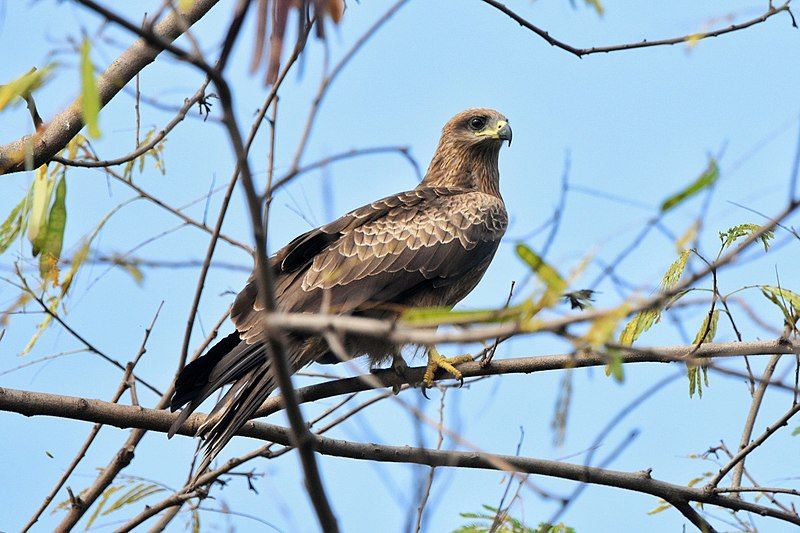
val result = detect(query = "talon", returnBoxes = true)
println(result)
[423,348,472,388]
[390,354,410,395]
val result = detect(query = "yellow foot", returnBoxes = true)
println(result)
[422,348,473,388]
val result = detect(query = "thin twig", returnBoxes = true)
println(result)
[480,0,796,58]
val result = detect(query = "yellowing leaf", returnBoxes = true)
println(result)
[660,249,691,289]
[80,38,101,138]
[619,250,691,345]
[179,0,195,12]
[20,298,55,355]
[688,309,718,398]
[27,165,54,255]
[0,66,53,111]
[0,193,31,254]
[719,223,774,252]
[516,244,567,307]
[585,304,629,347]
[584,0,604,16]
[402,303,528,327]
[647,499,672,515]
[604,347,624,382]
[38,175,67,282]
[760,286,800,328]
[685,33,703,49]
[675,220,699,252]
[619,309,659,346]
[660,159,719,212]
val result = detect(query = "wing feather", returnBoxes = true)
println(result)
[230,187,507,340]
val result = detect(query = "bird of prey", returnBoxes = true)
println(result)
[170,108,512,472]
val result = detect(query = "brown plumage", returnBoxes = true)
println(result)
[170,108,512,472]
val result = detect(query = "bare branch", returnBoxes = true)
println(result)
[2,385,798,527]
[480,0,796,59]
[0,0,222,174]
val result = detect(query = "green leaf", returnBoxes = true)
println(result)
[85,485,122,529]
[719,223,774,252]
[619,309,660,346]
[402,303,527,327]
[38,175,67,281]
[0,193,30,254]
[585,304,629,347]
[660,158,719,212]
[80,38,101,138]
[688,309,719,398]
[660,249,691,289]
[693,309,719,346]
[792,426,800,436]
[516,244,567,307]
[27,165,54,256]
[760,286,800,326]
[619,250,691,345]
[604,347,624,382]
[102,482,164,514]
[0,66,53,111]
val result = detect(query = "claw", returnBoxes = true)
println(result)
[423,348,472,388]
[390,354,409,395]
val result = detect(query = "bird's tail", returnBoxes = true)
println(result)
[169,332,277,477]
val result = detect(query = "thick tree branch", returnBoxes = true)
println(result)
[0,0,221,175]
[2,385,798,527]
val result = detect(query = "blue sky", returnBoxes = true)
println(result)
[2,1,800,531]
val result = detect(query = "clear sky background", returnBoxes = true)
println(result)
[1,1,800,531]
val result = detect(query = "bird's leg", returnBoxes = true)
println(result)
[423,347,473,388]
[389,354,410,394]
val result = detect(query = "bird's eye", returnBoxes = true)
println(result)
[469,116,486,130]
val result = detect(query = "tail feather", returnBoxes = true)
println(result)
[171,331,319,477]
[170,331,280,475]
[169,334,267,439]
[170,332,241,410]
[194,366,277,475]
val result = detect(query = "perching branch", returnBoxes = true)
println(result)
[2,385,799,527]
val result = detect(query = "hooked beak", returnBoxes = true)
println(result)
[497,121,512,146]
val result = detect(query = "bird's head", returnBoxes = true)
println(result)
[441,108,512,150]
